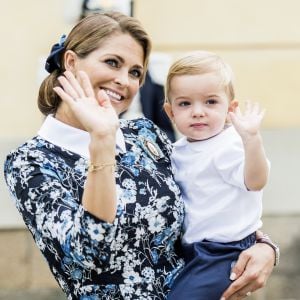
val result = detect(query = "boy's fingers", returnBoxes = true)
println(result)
[235,106,242,118]
[252,102,260,114]
[259,109,266,120]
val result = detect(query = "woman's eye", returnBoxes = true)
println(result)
[105,59,119,68]
[130,69,142,79]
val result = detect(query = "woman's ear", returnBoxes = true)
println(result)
[64,50,78,72]
[163,102,174,121]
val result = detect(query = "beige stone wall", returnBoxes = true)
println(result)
[133,0,300,216]
[1,0,72,139]
[134,0,300,128]
[135,0,300,46]
[0,0,74,227]
[2,0,300,138]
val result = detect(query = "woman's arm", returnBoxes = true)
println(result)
[4,149,119,271]
[220,237,278,300]
[83,135,117,223]
[54,71,119,223]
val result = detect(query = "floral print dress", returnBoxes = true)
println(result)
[4,118,185,300]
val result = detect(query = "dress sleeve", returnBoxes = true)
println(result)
[4,150,119,271]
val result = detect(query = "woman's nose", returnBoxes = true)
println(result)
[114,70,129,87]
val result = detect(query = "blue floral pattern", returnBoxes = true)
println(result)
[4,118,185,299]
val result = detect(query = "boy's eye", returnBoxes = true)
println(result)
[206,99,217,105]
[130,69,142,79]
[105,59,119,68]
[178,101,190,107]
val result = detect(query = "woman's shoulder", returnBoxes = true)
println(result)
[120,117,170,141]
[120,117,155,130]
[120,117,173,155]
[6,136,56,160]
[6,136,43,159]
[5,135,82,171]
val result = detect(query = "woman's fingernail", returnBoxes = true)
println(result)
[230,272,237,280]
[220,297,226,300]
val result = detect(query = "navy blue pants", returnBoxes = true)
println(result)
[167,233,256,300]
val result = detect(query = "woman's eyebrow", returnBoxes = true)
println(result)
[106,54,144,69]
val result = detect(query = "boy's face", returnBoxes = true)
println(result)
[164,72,233,142]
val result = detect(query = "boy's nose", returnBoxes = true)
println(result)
[192,104,205,117]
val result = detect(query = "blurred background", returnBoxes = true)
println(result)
[0,0,299,299]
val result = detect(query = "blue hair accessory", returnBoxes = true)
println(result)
[45,34,67,73]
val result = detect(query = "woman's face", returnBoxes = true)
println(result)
[72,33,144,115]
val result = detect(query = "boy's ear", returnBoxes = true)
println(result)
[64,50,78,72]
[163,102,174,121]
[228,99,239,112]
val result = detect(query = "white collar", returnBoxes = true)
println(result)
[38,115,126,158]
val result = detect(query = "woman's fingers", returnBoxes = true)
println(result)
[53,86,74,105]
[221,243,274,300]
[77,71,114,109]
[223,270,266,300]
[57,75,79,100]
[222,274,259,300]
[53,70,119,136]
[220,251,251,299]
[231,248,252,279]
[57,71,96,101]
[97,90,112,108]
[77,71,95,98]
[64,71,86,98]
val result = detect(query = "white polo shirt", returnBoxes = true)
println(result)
[171,126,266,244]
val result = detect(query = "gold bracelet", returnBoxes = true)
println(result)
[88,162,116,172]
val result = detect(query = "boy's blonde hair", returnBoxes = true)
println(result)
[165,51,235,103]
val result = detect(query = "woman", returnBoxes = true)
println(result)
[4,12,275,300]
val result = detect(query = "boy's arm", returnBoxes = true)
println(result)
[229,101,269,191]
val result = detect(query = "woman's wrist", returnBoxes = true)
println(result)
[256,234,280,266]
[88,161,116,173]
[89,134,116,160]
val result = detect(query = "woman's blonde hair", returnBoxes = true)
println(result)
[38,12,152,116]
[165,51,235,103]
